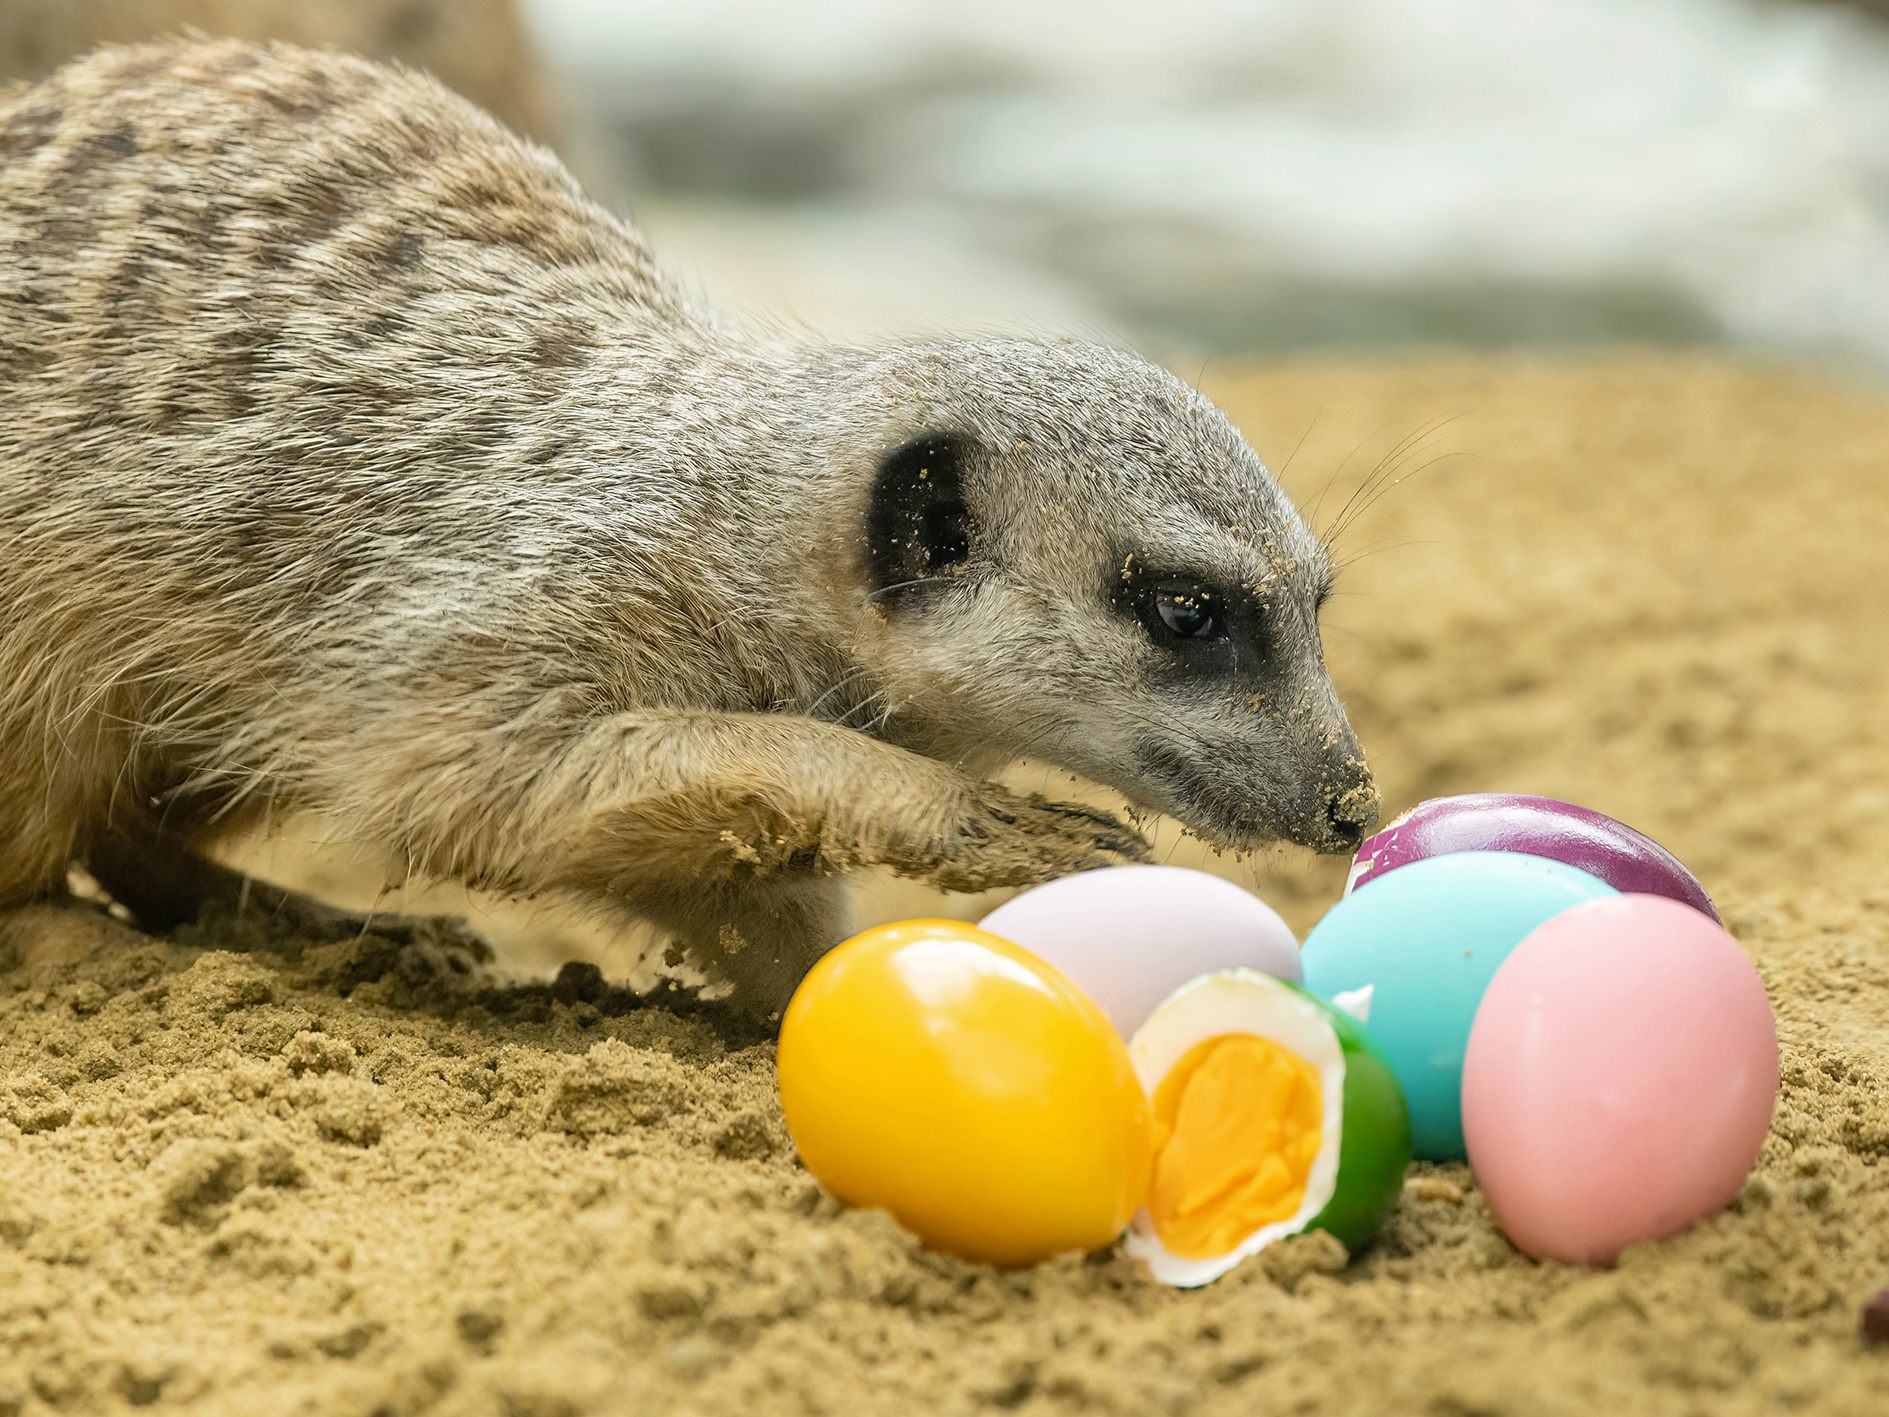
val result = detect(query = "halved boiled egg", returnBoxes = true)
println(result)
[1124,969,1412,1288]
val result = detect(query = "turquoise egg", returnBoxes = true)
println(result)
[1301,851,1617,1160]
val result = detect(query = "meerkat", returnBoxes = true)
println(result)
[0,39,1379,1015]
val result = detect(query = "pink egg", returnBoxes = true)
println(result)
[1462,894,1778,1265]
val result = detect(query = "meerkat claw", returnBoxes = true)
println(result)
[913,786,1151,894]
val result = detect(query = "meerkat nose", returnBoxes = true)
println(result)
[1324,804,1367,853]
[1323,779,1382,853]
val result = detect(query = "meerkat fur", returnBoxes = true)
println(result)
[0,40,1377,1016]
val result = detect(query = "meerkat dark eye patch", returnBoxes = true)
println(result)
[866,432,978,603]
[1110,559,1261,672]
[1113,557,1244,662]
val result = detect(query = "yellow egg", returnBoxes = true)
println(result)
[777,919,1153,1268]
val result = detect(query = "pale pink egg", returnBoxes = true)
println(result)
[1462,894,1778,1265]
[978,866,1300,1038]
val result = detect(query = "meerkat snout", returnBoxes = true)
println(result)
[848,341,1378,855]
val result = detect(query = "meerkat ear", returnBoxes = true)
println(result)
[866,432,980,601]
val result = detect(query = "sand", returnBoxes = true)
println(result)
[3,354,1886,1416]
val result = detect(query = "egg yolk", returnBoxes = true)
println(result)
[1147,1033,1324,1259]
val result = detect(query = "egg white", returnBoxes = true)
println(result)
[1123,969,1347,1288]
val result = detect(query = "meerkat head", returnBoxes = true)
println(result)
[846,338,1379,855]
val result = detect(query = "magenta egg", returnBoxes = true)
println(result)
[1462,894,1778,1265]
[1348,793,1717,921]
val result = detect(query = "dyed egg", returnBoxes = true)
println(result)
[776,919,1152,1268]
[1123,969,1410,1287]
[1301,851,1618,1160]
[979,865,1300,1036]
[1349,793,1717,921]
[1463,894,1779,1265]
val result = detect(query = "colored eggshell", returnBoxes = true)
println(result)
[1348,793,1717,921]
[1463,894,1779,1265]
[1300,851,1618,1160]
[979,865,1300,1037]
[777,919,1153,1268]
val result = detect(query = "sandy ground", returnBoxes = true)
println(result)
[2,354,1886,1416]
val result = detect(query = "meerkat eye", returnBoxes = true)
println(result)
[1111,559,1236,651]
[1128,575,1230,649]
[1156,587,1217,638]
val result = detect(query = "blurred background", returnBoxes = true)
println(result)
[8,0,1886,978]
[7,0,1889,374]
[536,0,1889,376]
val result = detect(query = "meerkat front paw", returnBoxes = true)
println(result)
[914,784,1152,894]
